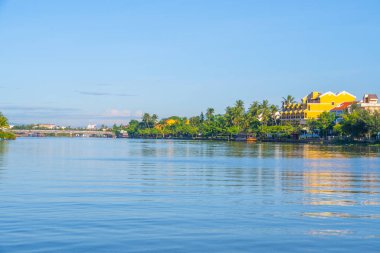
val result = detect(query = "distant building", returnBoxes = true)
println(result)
[357,94,380,113]
[330,101,356,123]
[118,130,128,138]
[281,91,356,124]
[87,124,97,130]
[35,124,56,129]
[165,119,177,126]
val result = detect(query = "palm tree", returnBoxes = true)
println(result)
[245,101,260,131]
[233,100,245,129]
[259,100,271,126]
[248,101,260,118]
[151,114,158,127]
[206,108,215,122]
[282,95,295,107]
[142,113,151,128]
[269,104,280,125]
[0,112,9,129]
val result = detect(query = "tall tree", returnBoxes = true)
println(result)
[142,113,151,128]
[259,100,271,126]
[315,112,336,138]
[0,112,9,128]
[205,108,215,122]
[282,95,295,107]
[200,112,205,122]
[269,104,280,125]
[151,114,158,127]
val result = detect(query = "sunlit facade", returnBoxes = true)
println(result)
[357,94,380,113]
[281,91,356,124]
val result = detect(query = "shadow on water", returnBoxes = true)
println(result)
[109,139,380,160]
[0,141,8,169]
[0,141,9,181]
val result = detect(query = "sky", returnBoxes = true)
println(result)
[0,0,379,126]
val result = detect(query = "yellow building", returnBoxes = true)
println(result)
[165,119,178,126]
[281,91,356,123]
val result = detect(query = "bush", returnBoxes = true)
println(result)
[0,131,16,140]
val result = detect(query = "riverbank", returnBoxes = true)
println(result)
[10,131,380,146]
[0,131,16,140]
[123,135,380,146]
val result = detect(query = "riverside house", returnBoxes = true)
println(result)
[357,94,380,113]
[330,101,356,123]
[280,91,356,124]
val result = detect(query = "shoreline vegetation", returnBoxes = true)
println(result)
[112,98,380,145]
[0,113,16,140]
[3,96,380,146]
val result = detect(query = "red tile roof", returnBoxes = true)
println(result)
[330,101,355,111]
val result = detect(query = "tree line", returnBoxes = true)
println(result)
[114,99,299,140]
[114,97,380,142]
[3,94,379,142]
[308,107,380,140]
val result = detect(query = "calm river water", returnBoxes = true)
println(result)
[0,138,380,252]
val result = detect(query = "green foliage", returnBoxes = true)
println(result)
[282,95,295,107]
[0,112,15,140]
[0,112,9,128]
[259,125,295,137]
[341,109,380,139]
[110,98,380,142]
[306,112,336,138]
[333,123,343,136]
[306,119,318,133]
[317,111,336,137]
[125,120,140,136]
[115,99,282,139]
[0,131,16,140]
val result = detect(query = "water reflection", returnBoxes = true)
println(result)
[124,140,380,161]
[0,141,8,169]
[207,142,380,159]
[307,229,353,236]
[303,170,380,198]
[303,212,380,219]
[1,138,380,252]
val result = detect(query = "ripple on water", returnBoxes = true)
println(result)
[0,138,379,252]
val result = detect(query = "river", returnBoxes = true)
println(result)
[0,138,379,252]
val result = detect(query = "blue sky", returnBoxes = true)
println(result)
[0,0,379,126]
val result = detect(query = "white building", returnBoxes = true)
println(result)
[87,124,97,130]
[358,94,380,113]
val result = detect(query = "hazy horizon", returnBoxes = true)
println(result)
[1,0,379,126]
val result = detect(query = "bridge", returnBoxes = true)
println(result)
[11,129,116,138]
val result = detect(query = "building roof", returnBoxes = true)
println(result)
[319,91,356,99]
[366,94,378,100]
[330,102,355,111]
[337,90,356,98]
[319,91,335,97]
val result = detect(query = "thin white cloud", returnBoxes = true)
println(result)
[78,91,136,97]
[2,104,143,126]
[134,110,143,118]
[0,105,80,112]
[106,109,131,117]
